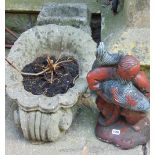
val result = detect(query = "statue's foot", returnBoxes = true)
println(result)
[95,114,150,149]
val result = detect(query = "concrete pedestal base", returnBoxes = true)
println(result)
[14,106,77,142]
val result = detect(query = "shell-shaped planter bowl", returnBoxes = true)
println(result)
[6,24,96,142]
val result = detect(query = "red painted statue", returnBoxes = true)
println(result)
[86,42,150,149]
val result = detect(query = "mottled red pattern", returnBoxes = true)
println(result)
[126,95,137,106]
[86,55,150,149]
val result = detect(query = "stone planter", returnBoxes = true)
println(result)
[6,24,96,142]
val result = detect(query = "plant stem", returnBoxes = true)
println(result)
[21,67,50,76]
[5,58,20,73]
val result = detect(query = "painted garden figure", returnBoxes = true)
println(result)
[87,42,150,149]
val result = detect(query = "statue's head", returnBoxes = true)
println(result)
[117,55,140,80]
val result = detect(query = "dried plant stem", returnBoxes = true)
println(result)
[5,58,50,76]
[56,60,73,66]
[35,64,48,69]
[5,58,20,73]
[55,53,62,63]
[5,27,18,39]
[73,74,79,84]
[50,71,53,83]
[21,67,50,76]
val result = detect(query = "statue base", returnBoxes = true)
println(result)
[95,113,150,149]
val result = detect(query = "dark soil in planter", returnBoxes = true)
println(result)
[22,55,79,97]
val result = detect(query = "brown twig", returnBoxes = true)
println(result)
[5,58,20,73]
[5,44,13,48]
[5,58,50,76]
[21,67,50,76]
[55,53,62,63]
[50,71,53,83]
[55,60,73,66]
[5,27,18,39]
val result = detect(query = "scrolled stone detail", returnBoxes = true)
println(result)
[16,107,75,142]
[14,110,20,127]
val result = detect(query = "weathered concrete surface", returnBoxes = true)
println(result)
[101,0,149,38]
[6,94,146,155]
[5,0,101,13]
[13,106,76,142]
[37,3,91,34]
[123,0,149,28]
[5,48,10,57]
[105,28,150,66]
[101,0,126,39]
[37,3,88,25]
[101,0,150,66]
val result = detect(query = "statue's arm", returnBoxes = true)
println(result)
[86,67,115,91]
[133,71,150,98]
